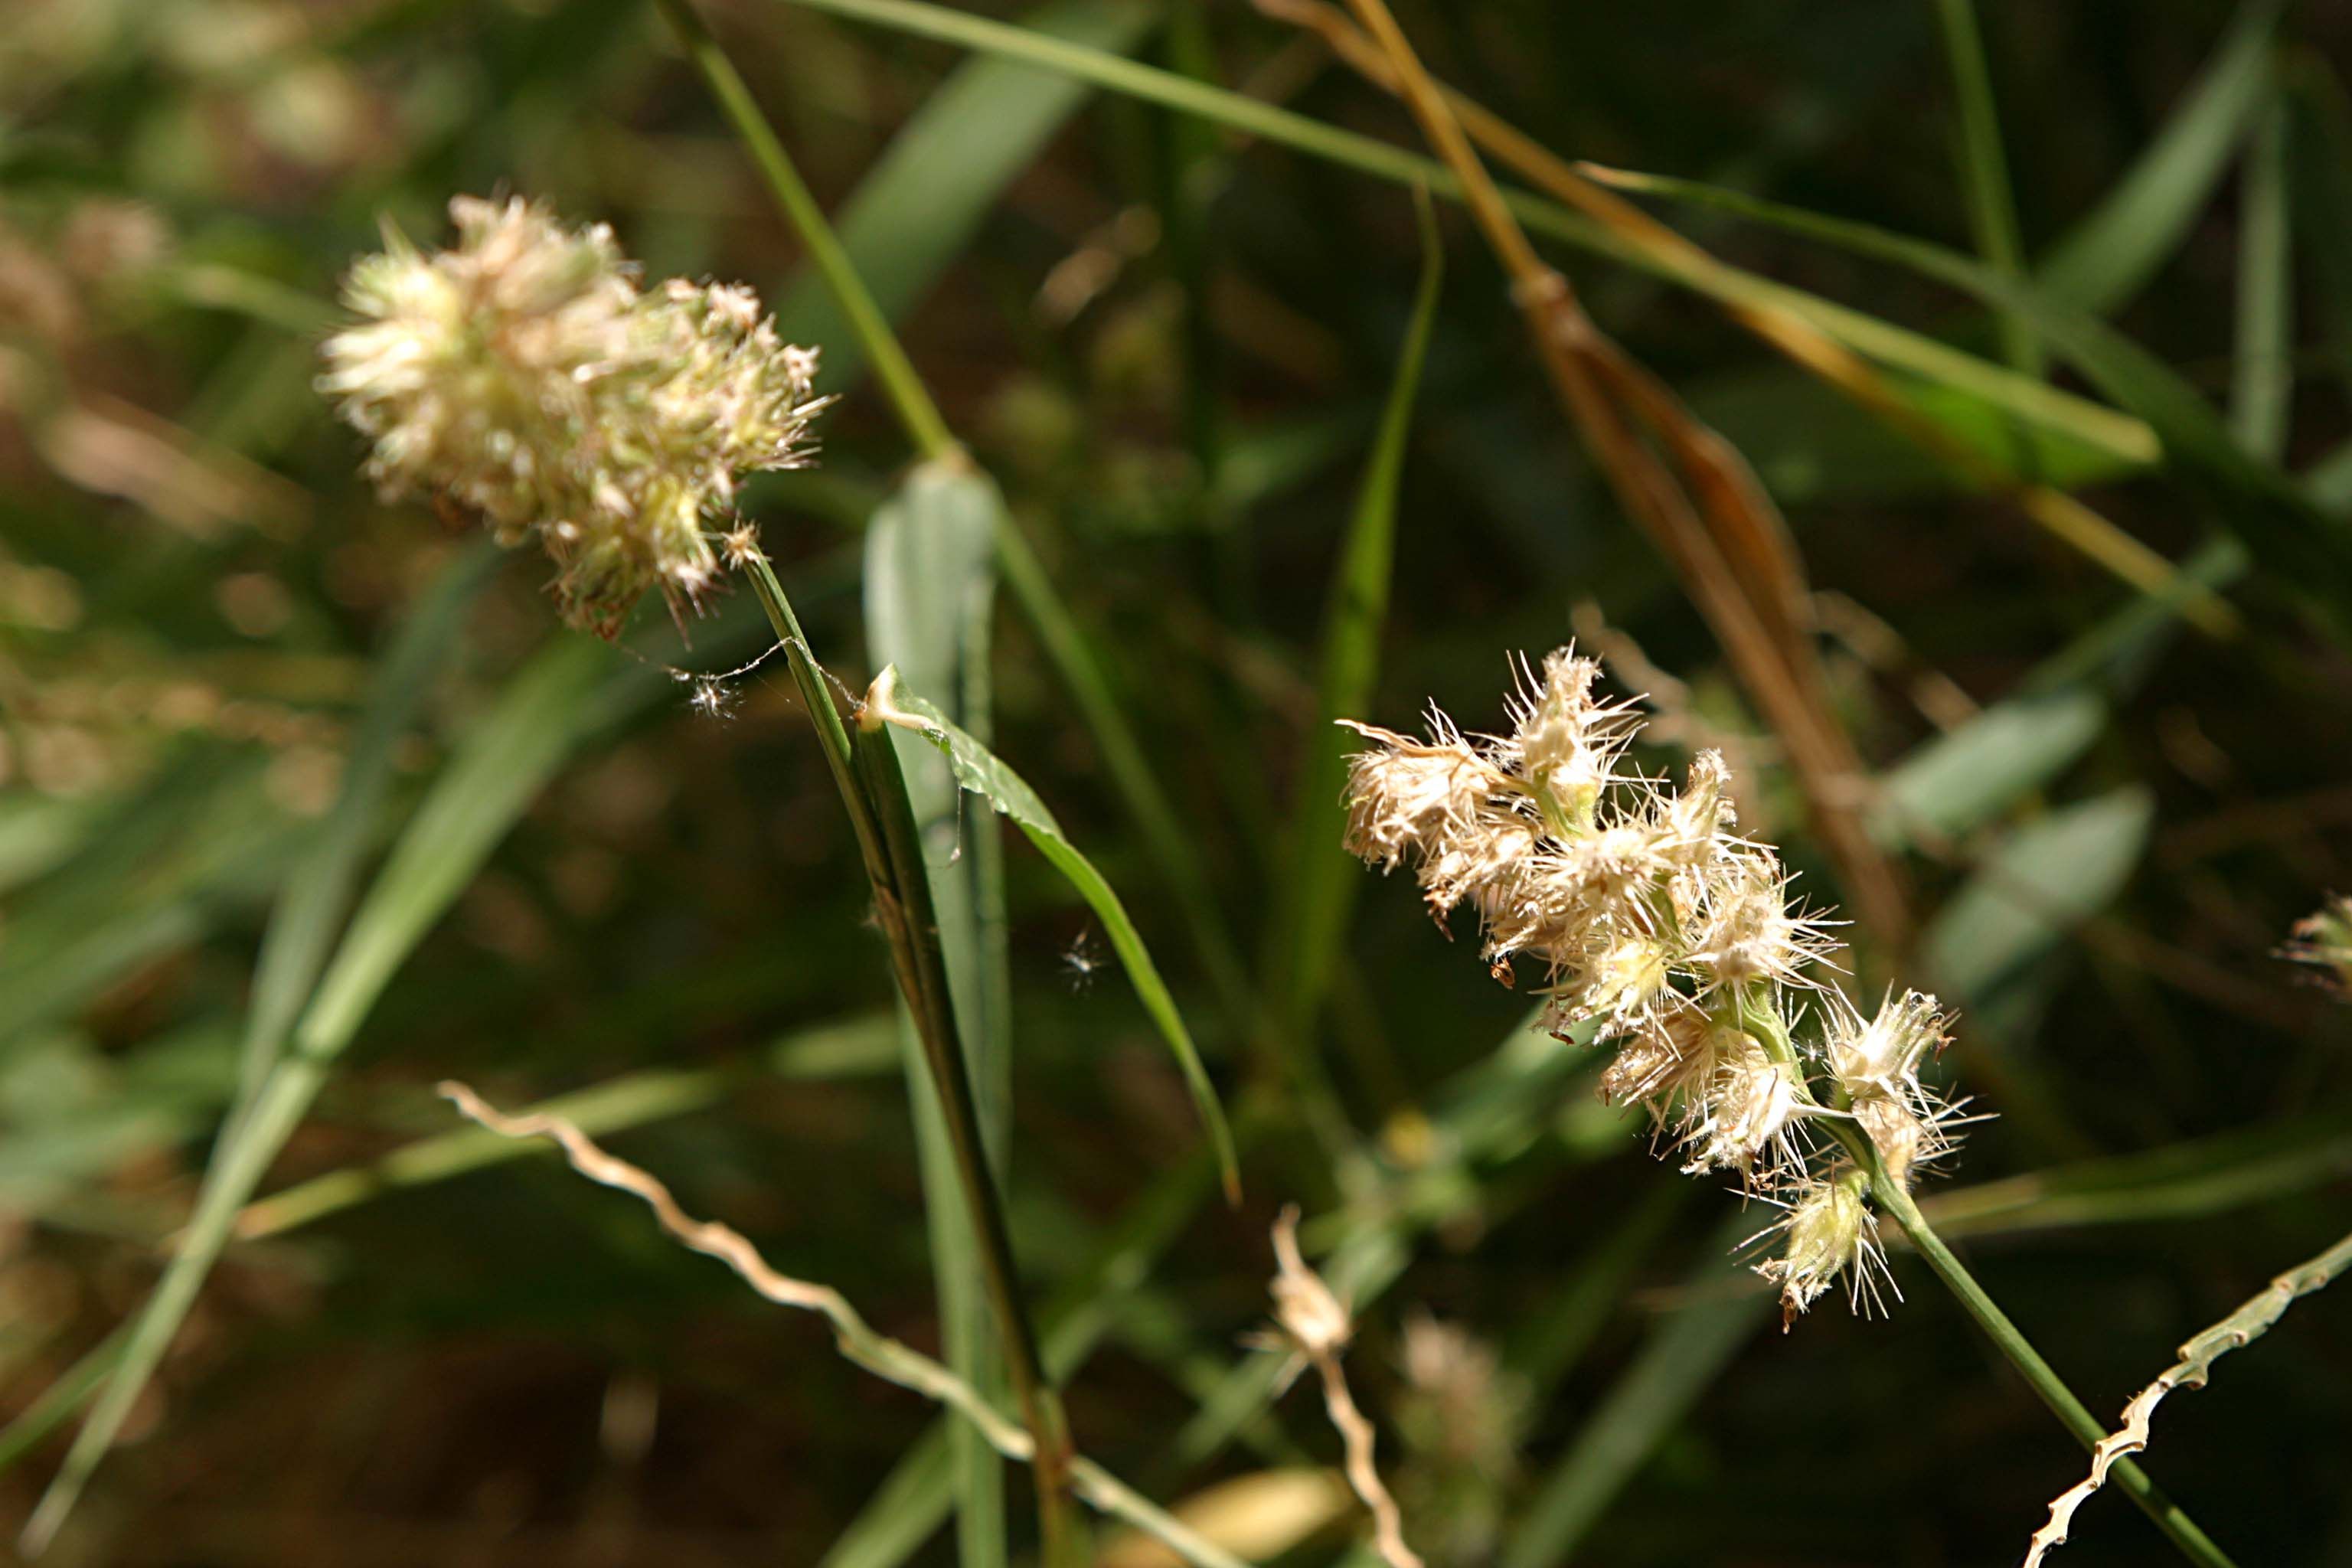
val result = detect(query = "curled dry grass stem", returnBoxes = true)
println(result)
[2024,1227,2352,1566]
[1254,0,2239,641]
[436,1083,1252,1568]
[1321,0,1913,955]
[1268,1207,1422,1568]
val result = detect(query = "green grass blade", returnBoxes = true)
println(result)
[1501,1216,1770,1568]
[1922,786,2156,1020]
[234,1014,898,1239]
[769,0,2158,469]
[992,523,1257,1031]
[1930,0,2039,375]
[2288,54,2352,421]
[2037,0,2284,315]
[869,676,1239,1200]
[866,462,1014,1568]
[821,1112,1253,1568]
[2232,100,2295,462]
[1264,191,1441,1051]
[0,1329,124,1478]
[1870,689,2105,848]
[292,636,612,1055]
[21,634,613,1552]
[1923,1110,2352,1240]
[227,540,501,1131]
[1594,166,2352,635]
[772,0,1155,393]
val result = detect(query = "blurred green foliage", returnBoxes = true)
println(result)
[3,0,2352,1563]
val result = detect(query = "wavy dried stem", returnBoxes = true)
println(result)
[2023,1227,2352,1566]
[1269,1208,1420,1568]
[438,1084,1247,1568]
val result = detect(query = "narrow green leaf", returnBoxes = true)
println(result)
[2037,0,2285,315]
[1922,787,2156,1017]
[1871,689,2106,848]
[1599,167,2352,634]
[867,675,1239,1199]
[1502,1216,1769,1568]
[2232,100,2295,462]
[772,0,1157,391]
[1930,0,2039,374]
[866,461,1013,1568]
[23,633,614,1551]
[1923,1110,2352,1240]
[228,541,501,1130]
[294,636,612,1057]
[771,0,2159,469]
[1267,191,1442,1045]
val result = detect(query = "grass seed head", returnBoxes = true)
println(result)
[322,194,828,637]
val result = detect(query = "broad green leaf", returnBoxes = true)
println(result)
[2037,0,2285,316]
[1266,191,1442,1047]
[865,674,1239,1199]
[866,461,1013,1568]
[1871,690,2106,848]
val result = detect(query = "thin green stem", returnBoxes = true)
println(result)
[1733,988,2234,1566]
[1929,0,2040,377]
[1858,1142,2238,1568]
[655,0,959,463]
[735,557,1080,1563]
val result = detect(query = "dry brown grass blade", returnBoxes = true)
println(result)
[1253,0,2238,641]
[1318,0,1913,952]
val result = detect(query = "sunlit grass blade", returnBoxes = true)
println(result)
[1265,189,1441,1053]
[2036,0,2285,315]
[1586,164,2352,636]
[867,674,1239,1200]
[21,634,614,1553]
[866,461,1015,1568]
[769,0,2158,469]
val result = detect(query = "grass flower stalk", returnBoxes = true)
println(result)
[1341,648,2236,1566]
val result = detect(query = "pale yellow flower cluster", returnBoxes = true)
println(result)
[1344,649,1968,1318]
[321,196,828,636]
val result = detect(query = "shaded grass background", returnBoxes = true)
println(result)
[4,0,2352,1563]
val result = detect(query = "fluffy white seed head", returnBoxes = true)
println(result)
[1340,649,1979,1322]
[322,194,830,637]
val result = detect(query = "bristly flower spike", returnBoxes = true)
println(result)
[1342,648,1975,1321]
